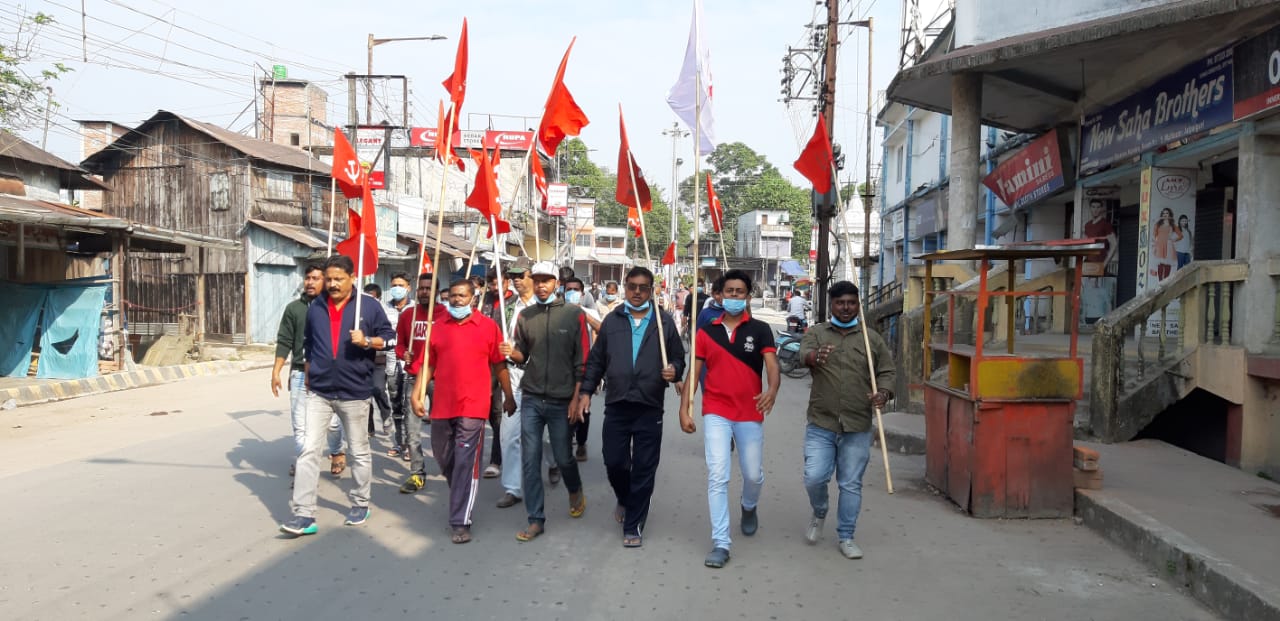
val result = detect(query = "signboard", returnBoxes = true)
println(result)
[409,128,535,151]
[1233,25,1280,120]
[1080,49,1233,176]
[890,209,904,241]
[982,129,1068,209]
[1137,167,1197,336]
[547,182,569,217]
[355,126,387,189]
[809,249,817,262]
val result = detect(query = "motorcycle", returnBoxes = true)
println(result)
[776,327,809,378]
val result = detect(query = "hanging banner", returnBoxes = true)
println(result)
[410,128,535,151]
[355,126,387,189]
[982,129,1069,209]
[1232,24,1280,120]
[546,182,569,217]
[1081,49,1233,176]
[1138,167,1197,336]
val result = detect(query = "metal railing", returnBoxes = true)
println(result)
[1089,260,1248,440]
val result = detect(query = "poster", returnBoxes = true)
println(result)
[1138,167,1197,336]
[1081,186,1120,323]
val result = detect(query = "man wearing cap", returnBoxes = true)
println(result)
[499,261,590,541]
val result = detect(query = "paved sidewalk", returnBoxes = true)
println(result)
[0,360,271,408]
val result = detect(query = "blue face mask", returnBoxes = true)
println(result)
[830,315,859,329]
[447,303,472,320]
[624,300,651,312]
[565,290,582,305]
[388,285,408,301]
[722,299,748,315]
[536,293,557,305]
[602,293,617,302]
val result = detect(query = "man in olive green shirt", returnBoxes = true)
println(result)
[798,280,894,560]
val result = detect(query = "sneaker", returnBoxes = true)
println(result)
[548,466,561,486]
[838,539,863,559]
[741,506,758,536]
[704,546,731,568]
[344,505,371,526]
[575,444,587,462]
[805,515,825,544]
[399,473,425,494]
[483,464,500,479]
[496,492,522,508]
[279,516,317,536]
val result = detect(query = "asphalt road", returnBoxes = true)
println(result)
[0,366,1216,621]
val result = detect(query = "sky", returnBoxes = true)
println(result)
[7,0,951,195]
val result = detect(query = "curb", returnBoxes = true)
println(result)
[874,417,927,456]
[1,360,273,408]
[1076,489,1280,621]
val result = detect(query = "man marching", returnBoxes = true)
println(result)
[410,279,515,543]
[799,281,895,560]
[578,266,684,547]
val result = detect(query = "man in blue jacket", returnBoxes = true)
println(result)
[280,254,395,537]
[577,266,684,547]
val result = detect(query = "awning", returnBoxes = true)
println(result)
[589,254,632,266]
[780,260,808,278]
[887,1,1280,132]
[0,195,239,250]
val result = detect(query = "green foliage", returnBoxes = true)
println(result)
[0,11,71,132]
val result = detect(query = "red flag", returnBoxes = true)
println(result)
[419,249,433,276]
[615,106,652,213]
[627,206,643,238]
[434,101,465,172]
[661,241,676,265]
[537,39,590,156]
[336,183,379,276]
[794,115,835,194]
[441,19,468,116]
[530,153,549,211]
[331,129,365,199]
[465,148,501,219]
[705,173,724,233]
[486,215,511,238]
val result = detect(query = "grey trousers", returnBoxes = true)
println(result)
[431,417,486,527]
[291,394,372,518]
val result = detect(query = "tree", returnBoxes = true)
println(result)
[1,11,71,132]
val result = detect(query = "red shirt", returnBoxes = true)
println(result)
[396,303,447,376]
[695,312,776,422]
[427,311,505,419]
[326,296,353,359]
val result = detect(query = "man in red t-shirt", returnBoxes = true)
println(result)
[679,269,780,569]
[393,273,447,494]
[410,279,514,543]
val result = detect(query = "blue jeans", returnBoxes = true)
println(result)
[703,414,764,550]
[288,370,308,455]
[520,394,582,525]
[803,424,872,541]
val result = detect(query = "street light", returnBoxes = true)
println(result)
[367,33,447,124]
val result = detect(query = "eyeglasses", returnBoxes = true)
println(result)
[625,283,652,293]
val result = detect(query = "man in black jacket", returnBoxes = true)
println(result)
[577,266,684,547]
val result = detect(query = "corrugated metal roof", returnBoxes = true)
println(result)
[0,194,238,249]
[0,130,84,172]
[246,219,327,249]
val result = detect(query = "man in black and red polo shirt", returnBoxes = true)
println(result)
[280,254,395,537]
[392,272,447,494]
[679,269,780,569]
[410,279,515,543]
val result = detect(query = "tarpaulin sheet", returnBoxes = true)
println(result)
[0,282,42,377]
[37,284,107,379]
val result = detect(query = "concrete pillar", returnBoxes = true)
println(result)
[1235,131,1280,354]
[947,73,982,254]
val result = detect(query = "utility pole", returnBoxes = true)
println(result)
[814,0,840,322]
[861,20,875,296]
[663,122,689,290]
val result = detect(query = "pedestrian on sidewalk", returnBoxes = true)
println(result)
[499,260,589,542]
[280,254,394,536]
[679,269,780,569]
[799,281,895,560]
[410,279,515,544]
[578,266,684,547]
[270,264,344,477]
[563,276,600,462]
[393,273,446,494]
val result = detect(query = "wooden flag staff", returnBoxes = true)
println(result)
[414,104,460,404]
[619,106,668,368]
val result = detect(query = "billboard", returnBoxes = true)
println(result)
[546,182,569,217]
[982,129,1069,209]
[355,126,387,189]
[1137,167,1197,336]
[1233,24,1280,120]
[409,128,535,151]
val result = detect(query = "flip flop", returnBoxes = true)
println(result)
[515,523,544,542]
[623,533,643,548]
[329,453,346,478]
[451,527,472,544]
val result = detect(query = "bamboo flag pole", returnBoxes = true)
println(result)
[354,232,367,329]
[685,76,703,420]
[465,145,535,277]
[620,106,668,368]
[489,213,510,338]
[829,163,893,494]
[326,177,337,257]
[414,105,460,404]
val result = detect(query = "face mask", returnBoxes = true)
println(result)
[565,290,582,305]
[388,286,408,301]
[536,293,557,305]
[447,303,472,320]
[722,299,747,315]
[602,293,617,302]
[624,300,650,312]
[830,315,859,329]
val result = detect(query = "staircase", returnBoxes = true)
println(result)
[1089,260,1249,442]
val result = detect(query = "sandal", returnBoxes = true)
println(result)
[569,491,586,518]
[387,446,402,457]
[450,527,472,544]
[515,522,544,542]
[330,453,346,478]
[623,533,643,548]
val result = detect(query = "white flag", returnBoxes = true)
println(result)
[667,0,715,155]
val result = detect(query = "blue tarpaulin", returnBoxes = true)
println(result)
[0,279,108,379]
[780,260,809,278]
